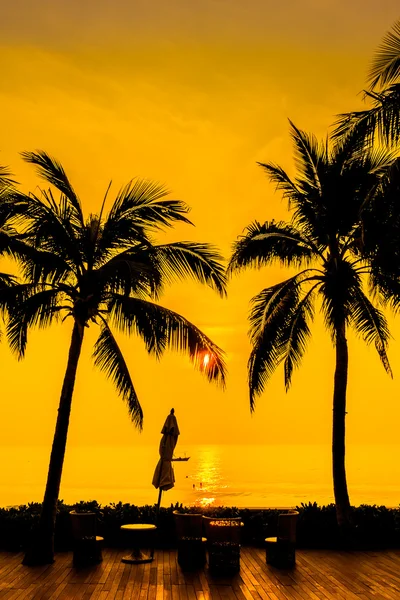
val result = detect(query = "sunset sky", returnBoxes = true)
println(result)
[1,0,400,458]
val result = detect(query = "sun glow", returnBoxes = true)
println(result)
[197,497,216,507]
[203,353,210,367]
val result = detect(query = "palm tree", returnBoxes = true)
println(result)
[5,151,227,565]
[228,122,394,532]
[333,19,400,146]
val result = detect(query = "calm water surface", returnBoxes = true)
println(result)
[1,444,399,508]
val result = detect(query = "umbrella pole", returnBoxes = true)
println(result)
[155,454,164,526]
[156,488,163,525]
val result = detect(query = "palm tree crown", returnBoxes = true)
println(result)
[6,151,227,428]
[229,122,392,407]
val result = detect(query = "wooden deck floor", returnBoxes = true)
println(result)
[0,547,399,600]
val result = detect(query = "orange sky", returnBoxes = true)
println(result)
[0,1,400,453]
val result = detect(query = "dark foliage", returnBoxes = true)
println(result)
[1,501,400,552]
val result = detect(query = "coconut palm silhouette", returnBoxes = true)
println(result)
[4,151,227,565]
[228,122,393,533]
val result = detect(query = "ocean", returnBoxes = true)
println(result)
[1,444,399,508]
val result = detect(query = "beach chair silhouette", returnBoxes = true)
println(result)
[265,510,299,568]
[173,511,207,569]
[69,510,104,566]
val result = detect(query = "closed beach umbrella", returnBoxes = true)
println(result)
[153,408,180,510]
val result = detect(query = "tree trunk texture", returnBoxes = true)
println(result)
[23,320,85,565]
[332,319,352,533]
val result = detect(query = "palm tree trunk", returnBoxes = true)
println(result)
[23,320,85,565]
[332,319,352,532]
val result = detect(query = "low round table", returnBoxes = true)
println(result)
[120,524,157,564]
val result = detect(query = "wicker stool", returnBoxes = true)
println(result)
[203,517,242,575]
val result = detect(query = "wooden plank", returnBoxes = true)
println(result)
[162,551,171,591]
[0,547,400,600]
[131,562,145,600]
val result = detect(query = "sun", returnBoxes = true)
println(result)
[203,353,210,367]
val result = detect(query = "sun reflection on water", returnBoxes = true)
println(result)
[196,497,214,507]
[189,446,224,508]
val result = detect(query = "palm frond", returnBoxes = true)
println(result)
[92,218,153,269]
[368,19,400,89]
[108,180,192,229]
[96,241,227,300]
[228,220,314,276]
[258,162,302,201]
[1,235,73,285]
[152,242,227,297]
[93,322,143,429]
[0,229,33,261]
[284,284,318,390]
[0,282,39,320]
[0,272,21,327]
[335,145,396,234]
[366,86,400,145]
[7,287,62,358]
[349,287,392,376]
[248,275,304,409]
[331,108,377,148]
[360,157,400,261]
[330,121,370,165]
[363,146,397,175]
[0,166,16,190]
[94,181,193,267]
[0,189,31,226]
[109,294,226,386]
[16,191,83,272]
[288,120,325,192]
[371,270,400,313]
[20,151,83,224]
[20,254,72,286]
[94,244,160,298]
[333,85,400,147]
[258,162,324,243]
